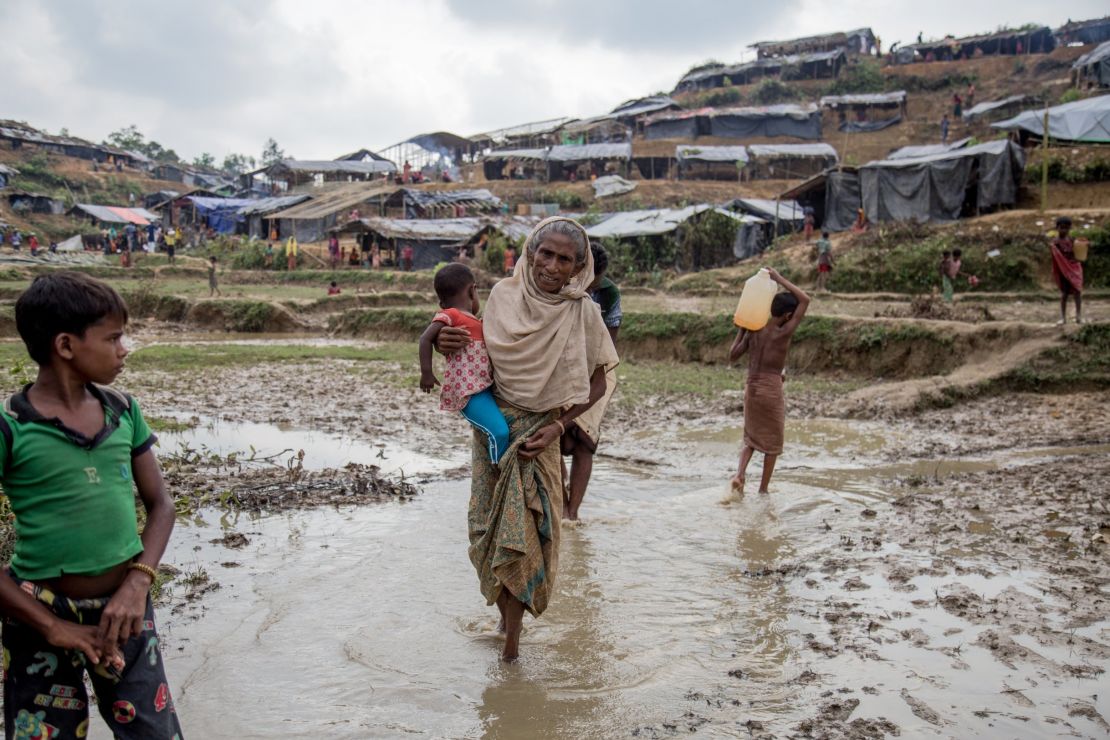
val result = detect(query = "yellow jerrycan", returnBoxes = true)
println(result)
[733,268,778,331]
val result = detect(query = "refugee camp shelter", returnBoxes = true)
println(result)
[481,149,548,180]
[888,138,972,160]
[381,188,501,219]
[821,92,907,132]
[584,205,768,265]
[142,190,180,209]
[69,204,159,226]
[727,198,806,236]
[0,121,138,165]
[747,144,838,180]
[470,118,574,151]
[546,143,632,181]
[237,195,312,239]
[897,26,1055,63]
[258,159,396,191]
[337,216,536,269]
[751,28,877,59]
[962,95,1042,122]
[1056,16,1110,46]
[645,105,822,141]
[676,146,750,181]
[0,164,18,189]
[992,94,1110,143]
[592,176,637,198]
[779,169,862,232]
[555,117,631,145]
[608,96,682,132]
[9,191,65,215]
[673,51,846,92]
[377,133,475,183]
[186,196,255,234]
[1074,42,1110,89]
[859,140,1025,224]
[269,182,396,243]
[334,148,397,165]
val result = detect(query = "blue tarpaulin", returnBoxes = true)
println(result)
[187,196,254,234]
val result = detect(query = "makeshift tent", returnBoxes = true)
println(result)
[728,198,805,237]
[751,28,875,58]
[546,143,631,180]
[1073,41,1110,89]
[387,188,501,218]
[0,164,17,189]
[839,117,902,133]
[584,205,767,263]
[353,217,484,269]
[859,140,1025,224]
[592,176,637,198]
[962,95,1042,122]
[607,96,682,129]
[56,235,84,252]
[747,143,838,179]
[675,50,847,92]
[187,196,254,234]
[237,195,312,238]
[676,145,749,180]
[778,169,862,233]
[481,148,548,180]
[708,105,822,140]
[991,94,1110,143]
[1056,17,1110,46]
[270,182,397,243]
[555,117,630,145]
[898,26,1055,63]
[644,109,705,139]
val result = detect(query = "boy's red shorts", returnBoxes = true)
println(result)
[818,264,831,273]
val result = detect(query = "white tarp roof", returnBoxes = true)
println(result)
[731,198,805,222]
[962,95,1039,121]
[592,175,637,198]
[57,235,83,252]
[864,139,1014,168]
[482,148,549,161]
[748,143,839,159]
[820,91,906,107]
[991,94,1110,143]
[676,145,749,163]
[1074,40,1110,69]
[888,137,973,160]
[584,205,762,239]
[547,143,632,162]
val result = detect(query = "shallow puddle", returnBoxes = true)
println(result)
[132,416,1110,738]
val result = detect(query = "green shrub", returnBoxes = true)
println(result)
[1059,88,1082,104]
[824,60,886,95]
[749,79,799,105]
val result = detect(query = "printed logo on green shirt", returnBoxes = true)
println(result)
[83,467,101,484]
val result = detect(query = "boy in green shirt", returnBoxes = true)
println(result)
[0,272,182,739]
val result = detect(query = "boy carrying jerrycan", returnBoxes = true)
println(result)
[728,267,810,494]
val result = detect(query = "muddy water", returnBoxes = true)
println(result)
[145,418,1109,739]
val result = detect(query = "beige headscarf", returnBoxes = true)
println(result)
[483,217,619,413]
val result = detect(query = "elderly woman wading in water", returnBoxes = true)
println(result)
[437,217,618,661]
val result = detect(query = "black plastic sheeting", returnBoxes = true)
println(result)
[838,115,902,133]
[823,171,862,232]
[860,141,1024,224]
[708,113,821,140]
[644,117,703,140]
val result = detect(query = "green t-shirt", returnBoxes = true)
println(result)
[0,384,156,580]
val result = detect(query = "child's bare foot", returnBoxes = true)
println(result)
[501,629,520,662]
[758,487,770,494]
[730,474,745,493]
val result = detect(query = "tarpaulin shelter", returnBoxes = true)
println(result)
[269,182,397,243]
[336,216,538,269]
[592,176,637,198]
[236,195,312,238]
[991,94,1110,143]
[481,148,548,180]
[607,96,682,131]
[469,118,574,151]
[0,164,18,189]
[383,188,501,219]
[555,117,631,145]
[69,204,159,225]
[584,205,767,265]
[897,26,1055,63]
[645,105,822,141]
[0,120,138,166]
[962,95,1042,122]
[674,50,846,92]
[1056,16,1110,46]
[257,159,396,190]
[186,196,254,234]
[1073,41,1110,89]
[751,28,876,59]
[859,140,1025,224]
[546,143,632,181]
[779,169,861,233]
[822,91,907,132]
[676,145,749,180]
[727,198,805,236]
[10,191,65,215]
[643,109,707,139]
[747,143,838,180]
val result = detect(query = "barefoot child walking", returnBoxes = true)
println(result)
[728,267,810,494]
[418,264,510,465]
[0,272,182,738]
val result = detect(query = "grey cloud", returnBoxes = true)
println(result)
[441,0,800,54]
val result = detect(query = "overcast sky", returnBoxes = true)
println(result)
[3,1,1104,163]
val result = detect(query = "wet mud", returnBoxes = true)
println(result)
[97,340,1110,737]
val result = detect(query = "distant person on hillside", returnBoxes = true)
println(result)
[28,234,39,256]
[940,249,964,303]
[803,207,815,241]
[1050,217,1084,324]
[285,235,298,271]
[371,241,381,269]
[815,231,834,292]
[729,268,810,494]
[401,243,414,271]
[11,230,21,250]
[940,114,950,143]
[328,234,340,269]
[503,246,516,275]
[403,160,413,184]
[966,82,976,108]
[264,242,274,268]
[208,256,221,297]
[327,281,341,296]
[163,228,177,264]
[952,93,963,118]
[852,208,869,233]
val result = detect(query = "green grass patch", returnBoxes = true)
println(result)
[126,342,412,373]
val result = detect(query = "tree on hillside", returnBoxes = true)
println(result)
[103,124,180,162]
[261,138,287,166]
[222,153,257,175]
[193,152,216,168]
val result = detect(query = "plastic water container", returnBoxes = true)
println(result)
[1074,238,1089,262]
[733,268,778,330]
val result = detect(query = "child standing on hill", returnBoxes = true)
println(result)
[418,264,510,464]
[728,268,810,494]
[208,255,221,297]
[0,272,182,739]
[1050,216,1084,324]
[815,231,833,292]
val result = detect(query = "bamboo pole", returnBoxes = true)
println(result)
[1040,108,1049,212]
